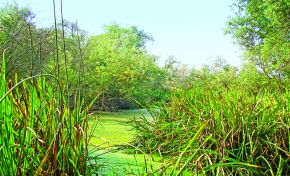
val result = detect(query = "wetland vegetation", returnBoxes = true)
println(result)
[0,0,289,175]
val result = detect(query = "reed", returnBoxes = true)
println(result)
[132,83,290,175]
[0,48,94,175]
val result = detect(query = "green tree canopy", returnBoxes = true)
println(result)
[226,0,289,80]
[0,3,57,78]
[83,24,166,110]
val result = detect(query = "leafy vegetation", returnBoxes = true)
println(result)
[130,0,289,175]
[0,51,95,175]
[0,0,289,175]
[226,0,290,80]
[132,83,289,175]
[0,2,95,175]
[83,24,167,110]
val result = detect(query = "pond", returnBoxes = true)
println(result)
[88,109,162,175]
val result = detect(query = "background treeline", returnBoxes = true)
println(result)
[0,3,166,111]
[1,2,288,112]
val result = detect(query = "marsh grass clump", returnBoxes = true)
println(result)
[0,53,94,175]
[132,84,290,175]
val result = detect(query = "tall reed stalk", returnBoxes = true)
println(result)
[0,49,96,175]
[0,0,97,172]
[132,84,290,175]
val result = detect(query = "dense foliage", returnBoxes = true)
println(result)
[0,3,168,111]
[130,0,289,175]
[132,81,289,175]
[0,3,47,77]
[0,52,96,175]
[0,1,289,175]
[83,24,167,110]
[0,3,95,175]
[226,0,290,80]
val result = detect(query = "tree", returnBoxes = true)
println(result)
[226,0,289,80]
[188,57,239,90]
[0,3,56,78]
[0,3,35,77]
[83,24,166,110]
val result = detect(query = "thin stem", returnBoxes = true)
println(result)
[60,0,70,107]
[53,0,60,78]
[28,22,35,77]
